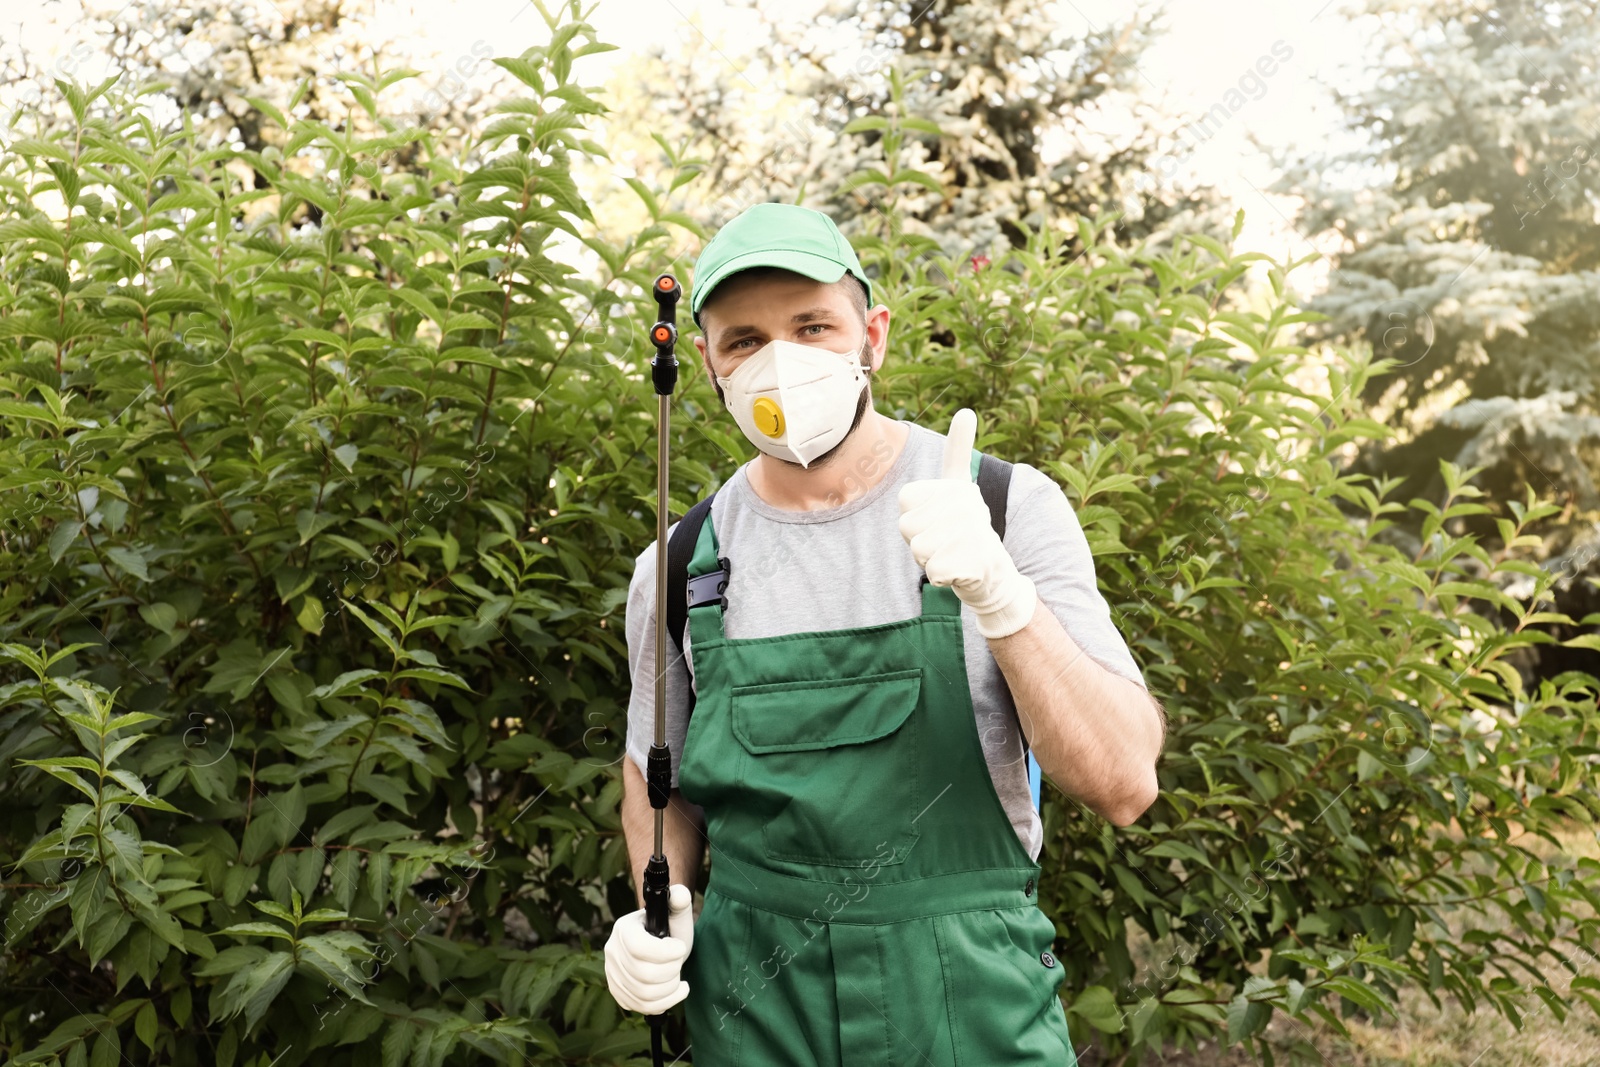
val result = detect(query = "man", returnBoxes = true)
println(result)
[606,202,1164,1065]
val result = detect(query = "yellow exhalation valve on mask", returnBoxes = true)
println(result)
[752,396,785,438]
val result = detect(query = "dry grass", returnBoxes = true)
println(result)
[1096,825,1600,1066]
[1145,982,1600,1066]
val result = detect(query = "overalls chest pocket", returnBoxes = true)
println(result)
[730,666,924,869]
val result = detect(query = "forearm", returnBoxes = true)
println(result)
[987,597,1164,826]
[621,755,707,909]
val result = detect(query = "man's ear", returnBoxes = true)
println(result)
[695,334,724,404]
[864,304,891,375]
[694,333,711,376]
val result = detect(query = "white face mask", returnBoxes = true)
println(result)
[716,338,869,468]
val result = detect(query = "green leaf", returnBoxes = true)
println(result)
[1143,840,1210,866]
[297,509,339,545]
[85,910,132,965]
[393,667,473,691]
[17,760,97,801]
[843,116,890,134]
[382,1019,413,1067]
[342,600,403,659]
[1286,724,1330,745]
[298,908,351,924]
[238,952,295,1033]
[1284,978,1311,1015]
[265,672,312,717]
[1324,975,1391,1015]
[138,602,179,634]
[49,521,83,564]
[285,327,346,349]
[331,848,362,911]
[1068,985,1124,1033]
[253,899,295,924]
[271,782,307,847]
[887,168,944,193]
[89,1030,120,1067]
[103,545,149,582]
[1227,992,1271,1043]
[298,933,375,1003]
[318,804,379,844]
[134,1001,158,1051]
[297,595,326,636]
[353,772,413,813]
[244,95,287,128]
[493,57,545,91]
[310,669,384,699]
[216,922,295,943]
[223,865,259,907]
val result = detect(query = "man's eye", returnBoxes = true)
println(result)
[804,324,827,335]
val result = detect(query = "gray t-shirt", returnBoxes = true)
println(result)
[624,418,1148,861]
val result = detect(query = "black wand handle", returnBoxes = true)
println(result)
[651,274,681,397]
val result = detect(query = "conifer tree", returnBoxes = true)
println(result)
[1280,0,1600,604]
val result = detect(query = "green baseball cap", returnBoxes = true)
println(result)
[690,203,872,327]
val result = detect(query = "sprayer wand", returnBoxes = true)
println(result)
[643,272,681,1066]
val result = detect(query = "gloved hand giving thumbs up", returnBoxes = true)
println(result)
[898,408,1039,639]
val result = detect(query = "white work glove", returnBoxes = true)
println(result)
[604,883,695,1014]
[898,408,1039,640]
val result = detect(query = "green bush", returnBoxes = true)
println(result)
[890,218,1600,1061]
[0,4,694,1063]
[1,13,1597,1067]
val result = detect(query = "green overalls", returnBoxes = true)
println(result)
[677,451,1080,1066]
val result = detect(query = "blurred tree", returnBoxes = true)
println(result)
[596,0,1223,266]
[1280,0,1600,628]
[0,0,512,168]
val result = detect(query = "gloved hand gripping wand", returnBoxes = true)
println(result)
[644,272,681,1066]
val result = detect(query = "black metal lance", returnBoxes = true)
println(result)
[644,272,681,1067]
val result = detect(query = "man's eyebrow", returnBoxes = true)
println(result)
[716,306,842,346]
[716,323,764,345]
[789,305,841,324]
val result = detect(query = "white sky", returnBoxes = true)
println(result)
[3,0,1377,295]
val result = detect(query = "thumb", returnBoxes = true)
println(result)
[941,407,977,481]
[668,884,691,914]
[667,883,694,954]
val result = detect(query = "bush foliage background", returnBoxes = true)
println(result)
[1,4,1597,1065]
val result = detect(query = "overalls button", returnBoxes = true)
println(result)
[1023,877,1035,896]
[1040,951,1056,968]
